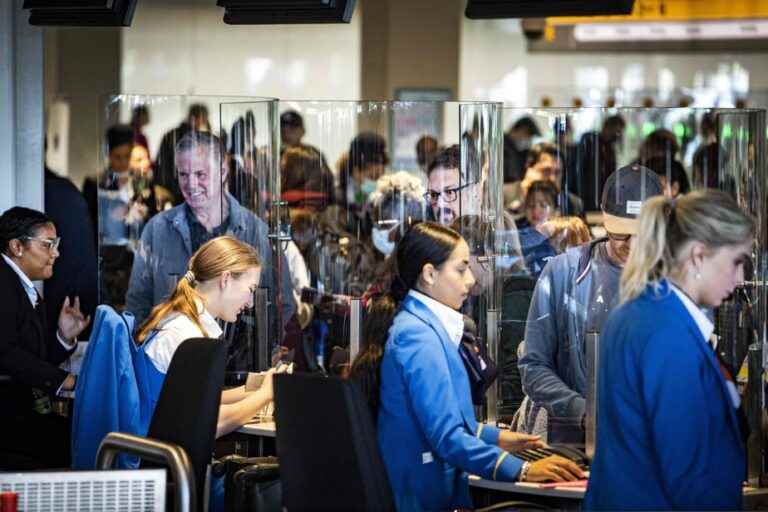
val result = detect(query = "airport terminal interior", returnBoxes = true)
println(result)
[1,0,768,510]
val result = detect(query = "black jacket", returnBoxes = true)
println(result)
[0,256,75,416]
[45,169,98,340]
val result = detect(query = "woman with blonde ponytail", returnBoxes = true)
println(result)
[584,189,754,511]
[135,235,281,438]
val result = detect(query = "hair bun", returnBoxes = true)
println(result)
[390,273,409,302]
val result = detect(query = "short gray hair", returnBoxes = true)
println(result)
[174,131,225,173]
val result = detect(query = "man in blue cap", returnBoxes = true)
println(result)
[517,164,663,439]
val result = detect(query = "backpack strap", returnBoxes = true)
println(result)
[575,237,606,285]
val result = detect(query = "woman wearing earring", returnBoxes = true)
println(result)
[584,190,753,510]
[369,222,582,511]
[134,235,280,438]
[0,207,91,469]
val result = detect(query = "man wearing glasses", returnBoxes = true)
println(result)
[425,145,483,226]
[516,165,663,440]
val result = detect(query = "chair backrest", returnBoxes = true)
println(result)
[274,373,395,512]
[146,337,226,506]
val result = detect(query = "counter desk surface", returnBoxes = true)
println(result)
[235,420,768,509]
[469,475,768,506]
[237,421,276,437]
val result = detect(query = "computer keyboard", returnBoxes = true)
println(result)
[517,445,590,470]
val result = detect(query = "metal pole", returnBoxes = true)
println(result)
[349,297,362,362]
[254,288,270,371]
[485,309,499,424]
[585,330,600,461]
[747,342,766,486]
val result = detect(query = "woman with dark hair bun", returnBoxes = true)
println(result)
[366,222,582,511]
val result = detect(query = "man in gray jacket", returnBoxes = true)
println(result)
[126,131,295,342]
[517,164,663,439]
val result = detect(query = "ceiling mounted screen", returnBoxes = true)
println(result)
[465,0,635,19]
[23,0,137,26]
[218,0,357,24]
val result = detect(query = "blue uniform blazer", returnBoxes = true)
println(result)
[583,281,745,510]
[72,306,144,470]
[378,294,522,511]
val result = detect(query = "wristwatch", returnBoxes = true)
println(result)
[518,461,531,482]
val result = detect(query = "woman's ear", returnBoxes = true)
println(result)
[421,263,437,287]
[219,270,231,289]
[688,240,708,273]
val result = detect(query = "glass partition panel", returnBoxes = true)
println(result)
[277,101,509,417]
[96,95,281,375]
[500,107,767,456]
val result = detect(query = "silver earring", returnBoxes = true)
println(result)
[695,271,701,280]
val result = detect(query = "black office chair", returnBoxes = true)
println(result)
[273,373,395,512]
[145,337,226,510]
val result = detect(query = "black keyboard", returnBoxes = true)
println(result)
[517,445,589,470]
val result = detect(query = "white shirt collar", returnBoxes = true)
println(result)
[409,289,465,348]
[2,253,38,307]
[156,300,223,339]
[194,299,223,339]
[199,307,223,339]
[669,282,714,345]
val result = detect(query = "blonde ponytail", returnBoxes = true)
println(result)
[136,276,209,344]
[136,235,261,344]
[620,196,674,302]
[620,189,754,303]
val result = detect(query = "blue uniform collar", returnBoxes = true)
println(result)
[401,295,478,429]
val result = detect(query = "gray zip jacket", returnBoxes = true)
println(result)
[518,239,620,429]
[125,193,296,330]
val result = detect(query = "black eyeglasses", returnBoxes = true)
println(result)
[607,232,632,242]
[21,236,61,252]
[424,183,473,204]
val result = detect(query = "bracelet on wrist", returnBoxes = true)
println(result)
[58,329,75,346]
[518,461,531,482]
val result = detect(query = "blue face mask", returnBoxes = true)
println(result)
[371,227,396,256]
[360,179,377,197]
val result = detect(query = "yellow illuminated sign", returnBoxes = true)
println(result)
[548,0,768,25]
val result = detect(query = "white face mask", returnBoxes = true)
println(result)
[372,227,396,256]
[496,254,520,271]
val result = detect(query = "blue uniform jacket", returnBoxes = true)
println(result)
[583,281,745,510]
[378,294,522,511]
[71,306,145,469]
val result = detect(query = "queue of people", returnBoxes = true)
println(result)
[0,103,756,511]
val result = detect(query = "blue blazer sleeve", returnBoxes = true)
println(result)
[395,326,522,481]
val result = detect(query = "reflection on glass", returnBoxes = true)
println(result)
[500,107,766,459]
[278,101,506,394]
[97,96,292,375]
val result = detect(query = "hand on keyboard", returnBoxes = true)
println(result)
[517,444,590,471]
[525,455,584,483]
